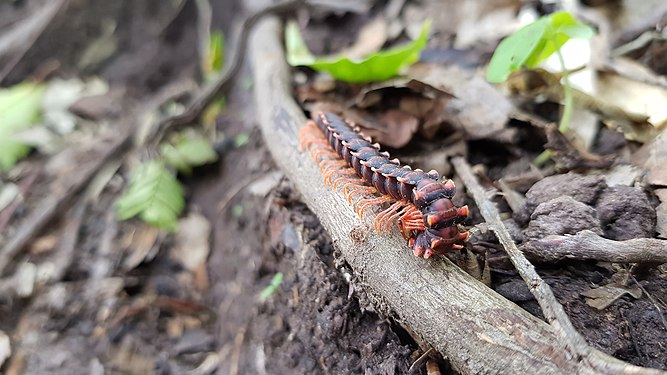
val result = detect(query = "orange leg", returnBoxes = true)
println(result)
[354,195,394,219]
[298,121,328,151]
[321,160,349,184]
[311,148,338,163]
[343,184,376,203]
[374,201,408,232]
[399,207,425,232]
[332,171,362,189]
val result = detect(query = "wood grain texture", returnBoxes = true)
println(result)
[249,17,662,375]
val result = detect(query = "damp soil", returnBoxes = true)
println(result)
[1,0,666,374]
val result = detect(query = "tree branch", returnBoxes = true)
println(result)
[521,230,667,263]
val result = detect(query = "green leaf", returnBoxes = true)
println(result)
[0,83,45,171]
[203,30,224,79]
[116,160,185,230]
[234,133,249,147]
[201,97,226,127]
[160,131,218,174]
[286,20,431,83]
[259,272,284,301]
[486,11,595,83]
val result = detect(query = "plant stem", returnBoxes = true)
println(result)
[555,47,573,132]
[534,45,574,166]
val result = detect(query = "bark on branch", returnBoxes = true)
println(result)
[521,230,667,263]
[249,17,666,375]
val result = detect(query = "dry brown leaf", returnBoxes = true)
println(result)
[123,225,159,270]
[581,284,642,310]
[359,109,419,148]
[171,213,211,272]
[655,189,667,238]
[407,64,513,139]
[508,69,657,143]
[595,70,667,129]
[0,330,10,369]
[544,125,615,171]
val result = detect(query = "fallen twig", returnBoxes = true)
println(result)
[521,230,667,263]
[0,0,68,83]
[451,156,664,375]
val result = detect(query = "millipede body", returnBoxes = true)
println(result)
[299,112,469,258]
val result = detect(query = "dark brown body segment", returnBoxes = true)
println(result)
[313,112,469,258]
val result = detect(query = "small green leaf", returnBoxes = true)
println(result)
[116,160,185,230]
[203,30,224,79]
[201,97,226,127]
[486,11,595,83]
[161,131,218,174]
[0,83,46,171]
[286,20,431,83]
[232,204,244,218]
[259,272,284,301]
[234,133,249,147]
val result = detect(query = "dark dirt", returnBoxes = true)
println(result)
[2,0,667,374]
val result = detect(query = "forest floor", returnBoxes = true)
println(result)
[0,0,666,374]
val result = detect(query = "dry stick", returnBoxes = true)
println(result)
[251,16,634,375]
[0,0,68,83]
[0,131,131,276]
[451,156,665,375]
[521,230,667,263]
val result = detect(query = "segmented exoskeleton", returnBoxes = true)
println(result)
[299,112,469,258]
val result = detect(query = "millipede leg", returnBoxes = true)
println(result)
[321,160,350,184]
[375,201,408,232]
[399,206,426,232]
[343,185,377,203]
[311,148,338,163]
[298,121,330,151]
[355,195,394,219]
[383,203,413,233]
[332,170,362,189]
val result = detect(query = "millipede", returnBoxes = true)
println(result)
[299,112,469,259]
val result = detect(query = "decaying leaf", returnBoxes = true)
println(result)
[0,183,19,212]
[508,68,658,143]
[405,64,514,139]
[544,125,615,171]
[0,330,10,369]
[634,130,667,186]
[595,70,667,134]
[363,109,419,148]
[581,284,642,310]
[654,189,667,239]
[171,213,211,272]
[122,225,160,270]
